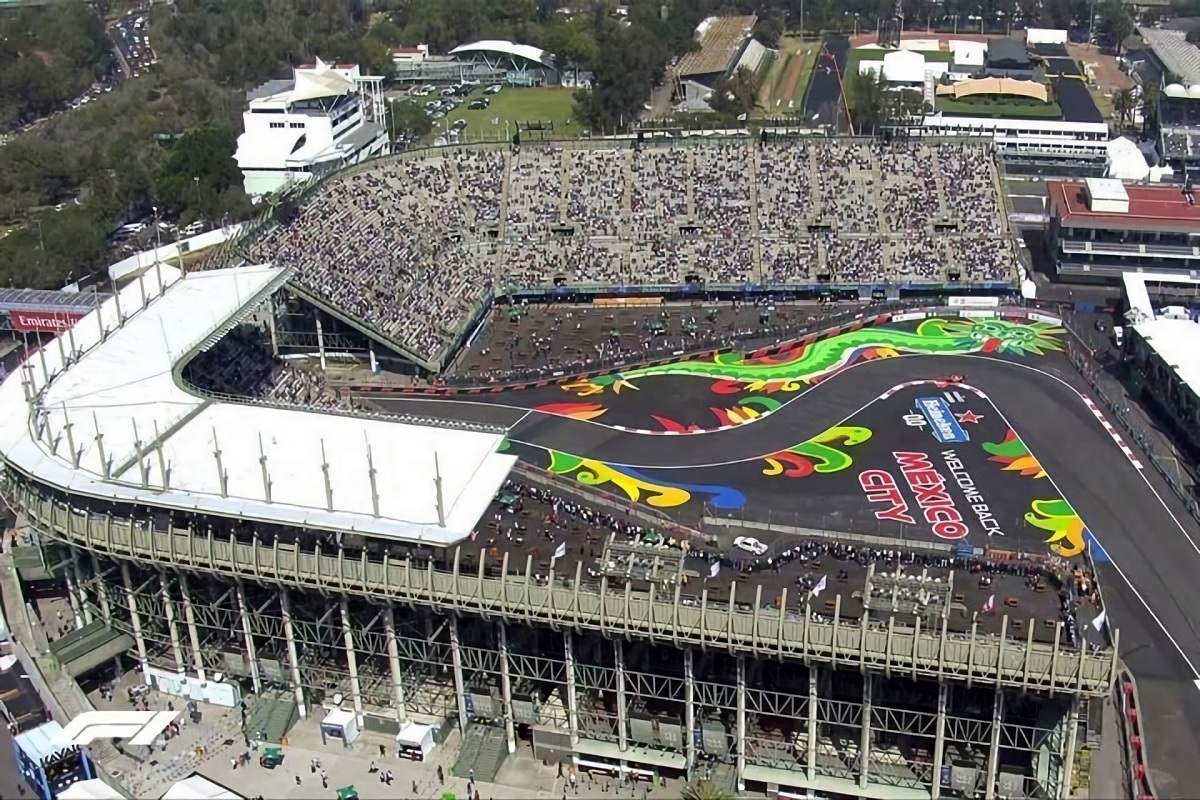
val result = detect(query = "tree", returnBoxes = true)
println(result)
[710,66,760,117]
[1111,87,1135,131]
[1140,81,1160,136]
[753,17,785,48]
[1099,0,1134,54]
[845,68,886,134]
[387,99,434,141]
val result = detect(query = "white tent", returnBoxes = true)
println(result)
[289,59,355,103]
[161,776,243,800]
[58,780,127,800]
[320,707,360,744]
[396,721,436,761]
[882,50,926,83]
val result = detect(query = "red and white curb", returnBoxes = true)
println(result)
[1082,396,1143,470]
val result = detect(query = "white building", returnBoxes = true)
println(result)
[234,59,388,200]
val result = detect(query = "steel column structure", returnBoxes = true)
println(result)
[90,554,112,624]
[985,690,1006,800]
[340,597,365,723]
[497,622,517,754]
[119,562,148,670]
[564,631,579,747]
[859,674,873,789]
[159,575,184,672]
[1060,698,1080,799]
[807,667,818,783]
[69,550,91,626]
[931,683,948,800]
[736,655,746,791]
[177,574,206,682]
[235,582,261,694]
[683,648,696,777]
[382,607,407,724]
[279,588,308,718]
[448,616,469,729]
[614,640,628,754]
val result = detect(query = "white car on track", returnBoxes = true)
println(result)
[733,536,768,556]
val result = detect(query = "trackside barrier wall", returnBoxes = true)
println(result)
[1118,670,1157,800]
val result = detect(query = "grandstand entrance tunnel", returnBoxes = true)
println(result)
[49,547,1083,797]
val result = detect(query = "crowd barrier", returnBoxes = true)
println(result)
[1117,670,1157,800]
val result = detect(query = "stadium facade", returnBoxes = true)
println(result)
[1,259,1114,800]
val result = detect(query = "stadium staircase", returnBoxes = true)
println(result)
[929,148,949,219]
[243,690,301,743]
[747,149,762,281]
[557,153,569,220]
[452,725,509,782]
[497,153,512,241]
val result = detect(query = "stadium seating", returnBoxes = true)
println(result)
[235,140,1016,365]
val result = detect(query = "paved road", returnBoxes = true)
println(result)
[371,351,1200,791]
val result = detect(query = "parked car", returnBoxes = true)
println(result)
[733,536,768,556]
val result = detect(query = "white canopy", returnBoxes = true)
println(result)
[161,776,242,800]
[58,780,126,800]
[289,59,355,102]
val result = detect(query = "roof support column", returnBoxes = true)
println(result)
[178,574,206,682]
[984,688,1005,800]
[67,550,89,628]
[383,606,407,725]
[859,673,874,790]
[497,621,516,754]
[235,582,261,695]
[89,555,111,625]
[807,666,819,783]
[564,631,579,749]
[734,654,746,791]
[160,574,185,673]
[683,648,696,778]
[279,588,307,719]
[448,614,470,732]
[1058,698,1080,800]
[931,681,948,800]
[120,562,148,672]
[614,640,628,755]
[340,597,364,725]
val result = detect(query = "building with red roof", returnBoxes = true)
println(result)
[1047,178,1200,281]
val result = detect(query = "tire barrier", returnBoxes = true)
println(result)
[1117,670,1158,800]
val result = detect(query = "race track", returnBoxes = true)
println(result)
[365,325,1200,795]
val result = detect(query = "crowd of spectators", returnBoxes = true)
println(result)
[182,324,348,410]
[236,140,1017,364]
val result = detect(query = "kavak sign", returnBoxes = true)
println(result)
[8,310,86,333]
[859,451,1004,542]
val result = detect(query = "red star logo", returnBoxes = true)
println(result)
[956,411,983,424]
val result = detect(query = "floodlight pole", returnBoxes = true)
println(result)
[62,404,78,468]
[321,439,334,512]
[93,412,109,478]
[259,433,272,503]
[212,426,228,497]
[434,451,445,528]
[154,421,169,490]
[365,434,379,518]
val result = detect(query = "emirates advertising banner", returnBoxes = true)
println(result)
[8,310,87,333]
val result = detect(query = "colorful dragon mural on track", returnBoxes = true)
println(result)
[562,318,1065,397]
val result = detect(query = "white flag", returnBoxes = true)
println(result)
[983,594,996,614]
[1090,609,1107,631]
[811,574,828,597]
[737,112,748,121]
[553,541,567,560]
[708,561,721,579]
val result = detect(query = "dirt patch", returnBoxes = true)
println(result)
[23,48,56,66]
[1069,43,1132,94]
[847,31,989,50]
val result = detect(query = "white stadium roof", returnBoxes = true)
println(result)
[1123,271,1200,394]
[449,40,554,68]
[0,264,516,545]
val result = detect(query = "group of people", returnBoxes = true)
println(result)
[182,323,348,410]
[235,140,1017,363]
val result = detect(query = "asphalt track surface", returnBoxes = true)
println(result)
[370,353,1200,793]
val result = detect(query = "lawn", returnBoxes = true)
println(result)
[756,37,818,116]
[845,47,955,71]
[934,95,1063,118]
[436,87,583,142]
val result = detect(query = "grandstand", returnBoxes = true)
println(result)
[230,138,1017,374]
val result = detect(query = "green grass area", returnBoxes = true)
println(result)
[436,87,583,142]
[934,95,1063,118]
[756,37,818,116]
[845,47,955,71]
